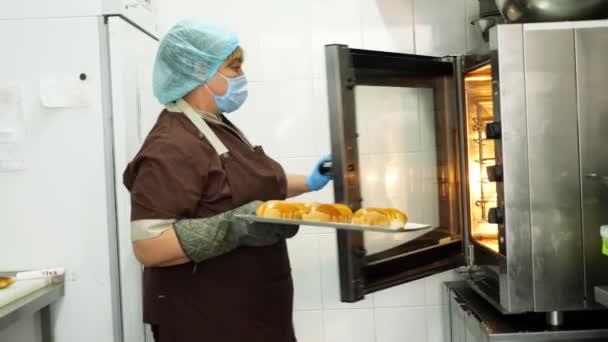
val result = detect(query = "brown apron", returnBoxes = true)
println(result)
[143,100,296,342]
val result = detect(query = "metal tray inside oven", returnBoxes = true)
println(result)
[235,214,435,236]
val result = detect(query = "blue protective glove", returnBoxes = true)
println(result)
[306,155,333,191]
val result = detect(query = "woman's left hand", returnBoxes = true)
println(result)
[306,154,333,191]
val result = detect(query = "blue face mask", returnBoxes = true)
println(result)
[208,73,248,113]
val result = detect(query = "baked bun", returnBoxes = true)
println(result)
[302,202,320,213]
[381,208,408,228]
[293,203,310,215]
[0,276,15,289]
[332,204,353,222]
[352,208,408,228]
[255,201,405,227]
[302,203,351,223]
[352,208,391,227]
[256,201,302,220]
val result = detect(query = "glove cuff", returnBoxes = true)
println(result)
[306,175,317,191]
[174,219,237,263]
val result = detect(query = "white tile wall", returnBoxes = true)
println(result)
[425,270,460,306]
[355,86,420,155]
[156,0,476,340]
[373,281,426,308]
[294,311,325,342]
[355,85,438,252]
[359,153,424,206]
[413,0,468,56]
[419,88,437,150]
[231,80,324,159]
[423,181,441,228]
[311,0,363,78]
[324,309,376,342]
[360,0,416,53]
[426,305,448,342]
[288,234,324,310]
[319,233,375,309]
[312,78,332,154]
[375,307,428,342]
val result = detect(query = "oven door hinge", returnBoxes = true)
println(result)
[466,244,475,267]
[455,245,475,277]
[440,56,457,64]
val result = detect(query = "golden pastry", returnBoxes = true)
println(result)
[381,208,408,228]
[256,201,302,220]
[352,208,391,227]
[332,204,353,222]
[0,276,15,289]
[352,208,408,228]
[302,203,351,223]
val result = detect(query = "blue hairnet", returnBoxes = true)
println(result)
[153,18,239,105]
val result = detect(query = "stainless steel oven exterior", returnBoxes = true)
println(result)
[470,21,608,314]
[325,20,608,315]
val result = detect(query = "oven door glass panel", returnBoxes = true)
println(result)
[325,45,465,302]
[356,86,437,255]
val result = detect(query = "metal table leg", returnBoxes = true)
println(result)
[40,306,52,342]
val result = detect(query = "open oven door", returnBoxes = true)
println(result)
[325,45,467,302]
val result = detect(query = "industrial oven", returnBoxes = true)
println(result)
[325,20,608,315]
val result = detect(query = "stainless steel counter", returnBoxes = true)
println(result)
[0,283,65,342]
[595,286,608,308]
[446,281,608,341]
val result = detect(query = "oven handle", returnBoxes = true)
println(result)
[319,162,333,176]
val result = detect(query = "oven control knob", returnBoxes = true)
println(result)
[487,165,504,182]
[488,207,505,225]
[485,121,502,139]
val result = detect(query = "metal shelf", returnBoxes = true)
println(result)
[0,283,64,332]
[474,157,496,165]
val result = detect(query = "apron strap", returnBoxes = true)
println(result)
[166,99,229,156]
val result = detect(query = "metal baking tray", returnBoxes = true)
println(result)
[235,214,435,235]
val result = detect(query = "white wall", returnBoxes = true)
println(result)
[0,15,160,342]
[155,1,484,341]
[0,16,118,342]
